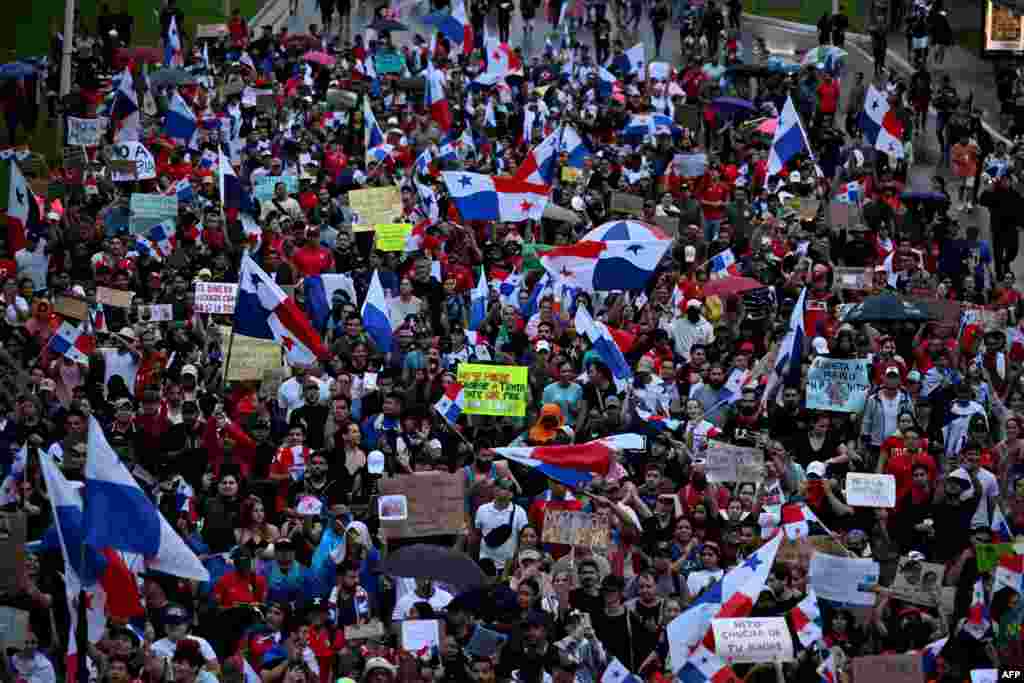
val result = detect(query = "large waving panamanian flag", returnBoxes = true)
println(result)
[48,322,96,364]
[539,240,670,292]
[860,85,905,159]
[575,306,632,391]
[515,125,589,185]
[767,95,813,177]
[164,89,197,148]
[491,433,643,488]
[235,252,329,366]
[763,286,806,404]
[442,172,549,223]
[111,68,140,142]
[423,0,474,56]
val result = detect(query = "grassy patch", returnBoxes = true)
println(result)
[742,0,865,33]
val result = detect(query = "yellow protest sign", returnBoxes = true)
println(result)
[561,167,580,183]
[375,223,413,251]
[348,186,402,231]
[220,326,284,381]
[456,363,529,416]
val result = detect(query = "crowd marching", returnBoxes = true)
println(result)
[0,0,1023,682]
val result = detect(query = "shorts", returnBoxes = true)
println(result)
[912,95,930,113]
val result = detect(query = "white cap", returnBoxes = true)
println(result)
[684,245,696,263]
[686,299,702,309]
[789,171,801,183]
[47,211,60,221]
[571,196,586,211]
[807,461,827,477]
[368,450,385,474]
[812,337,829,354]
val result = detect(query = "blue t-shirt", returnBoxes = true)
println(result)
[542,381,584,426]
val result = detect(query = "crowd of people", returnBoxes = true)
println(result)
[0,0,1022,683]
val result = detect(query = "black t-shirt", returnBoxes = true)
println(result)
[568,588,603,617]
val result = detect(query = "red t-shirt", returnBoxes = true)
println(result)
[883,446,936,510]
[292,245,333,276]
[213,571,267,608]
[700,182,730,220]
[817,80,840,114]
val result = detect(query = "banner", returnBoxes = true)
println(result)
[379,472,465,538]
[349,186,402,230]
[375,223,413,251]
[96,287,135,308]
[253,174,299,201]
[711,617,794,664]
[891,556,945,606]
[129,193,178,234]
[137,304,174,322]
[194,282,239,314]
[805,358,871,413]
[850,655,923,683]
[109,142,157,182]
[457,363,529,416]
[222,329,283,381]
[808,552,879,607]
[541,510,610,548]
[845,473,896,508]
[67,117,103,146]
[704,440,763,483]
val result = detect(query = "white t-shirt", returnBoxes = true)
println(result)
[15,239,49,292]
[11,652,56,683]
[687,568,724,598]
[5,295,28,325]
[102,348,141,395]
[151,635,218,663]
[879,393,901,442]
[475,502,529,568]
[391,587,453,622]
[951,466,1000,502]
[278,375,331,418]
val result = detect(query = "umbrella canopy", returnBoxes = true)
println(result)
[711,96,755,117]
[376,544,487,587]
[543,203,583,225]
[582,220,670,241]
[369,18,410,31]
[149,67,197,87]
[842,294,937,323]
[284,34,321,50]
[702,276,765,298]
[900,191,948,204]
[0,62,39,81]
[303,50,336,66]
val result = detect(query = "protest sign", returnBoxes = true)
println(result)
[96,287,135,308]
[711,617,793,664]
[402,619,442,653]
[457,363,529,416]
[349,186,402,230]
[891,556,945,606]
[375,50,406,74]
[0,608,29,650]
[845,473,896,508]
[978,543,1016,573]
[194,282,239,314]
[541,509,611,548]
[379,472,465,538]
[961,305,1010,333]
[610,191,645,216]
[834,267,873,291]
[130,193,178,234]
[674,153,708,177]
[253,174,300,201]
[196,23,229,39]
[375,223,413,251]
[67,117,103,146]
[808,552,879,607]
[466,625,508,658]
[561,167,581,183]
[704,440,764,483]
[223,330,283,382]
[378,495,408,521]
[0,512,26,595]
[54,295,89,320]
[345,621,385,641]
[109,142,156,181]
[63,146,87,171]
[137,304,174,322]
[800,198,821,221]
[851,655,923,683]
[805,358,871,413]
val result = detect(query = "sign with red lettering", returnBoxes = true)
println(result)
[194,282,239,314]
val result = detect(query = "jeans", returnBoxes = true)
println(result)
[704,218,722,243]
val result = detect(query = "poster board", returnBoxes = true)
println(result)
[67,117,103,146]
[456,363,529,417]
[0,512,26,595]
[401,619,442,653]
[344,621,385,641]
[711,617,794,664]
[54,295,89,320]
[850,655,923,683]
[375,223,413,251]
[805,358,871,413]
[196,23,229,39]
[704,440,763,483]
[834,267,873,291]
[808,552,879,607]
[845,473,896,508]
[194,282,239,314]
[378,472,465,538]
[129,193,178,234]
[348,186,402,230]
[137,304,174,322]
[96,287,135,308]
[109,142,156,182]
[541,509,610,548]
[222,330,283,381]
[610,191,644,216]
[890,556,945,606]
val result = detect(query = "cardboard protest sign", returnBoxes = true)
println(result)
[891,556,944,606]
[808,552,879,607]
[129,193,178,234]
[194,282,239,314]
[845,473,896,508]
[67,117,103,146]
[253,174,299,201]
[610,191,645,216]
[0,608,29,650]
[711,617,794,663]
[704,440,763,483]
[379,472,465,538]
[109,142,156,181]
[96,287,135,308]
[223,330,283,382]
[54,295,89,320]
[457,363,529,416]
[344,621,385,641]
[834,267,873,291]
[805,358,871,413]
[541,510,611,548]
[349,186,402,230]
[851,655,924,683]
[137,304,174,322]
[195,23,229,39]
[374,223,413,252]
[0,512,26,595]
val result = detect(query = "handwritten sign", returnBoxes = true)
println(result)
[225,332,283,381]
[129,193,178,234]
[349,186,402,230]
[375,223,413,251]
[253,174,299,201]
[137,304,174,322]
[711,617,793,663]
[845,473,896,508]
[891,556,945,606]
[54,295,89,320]
[379,472,465,538]
[194,282,239,314]
[834,266,873,291]
[808,552,879,607]
[96,287,135,308]
[610,191,645,216]
[67,117,103,146]
[344,621,385,641]
[805,358,871,413]
[110,142,156,182]
[195,23,229,39]
[541,509,610,548]
[456,363,528,417]
[851,655,924,683]
[704,440,764,483]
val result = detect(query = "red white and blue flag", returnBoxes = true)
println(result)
[540,240,671,292]
[788,588,823,647]
[164,89,197,148]
[0,445,26,506]
[425,61,452,132]
[576,306,633,390]
[434,383,466,423]
[834,181,862,204]
[993,503,1013,542]
[442,172,549,223]
[964,578,990,640]
[861,85,905,159]
[423,0,474,56]
[492,434,643,488]
[48,322,96,364]
[709,248,739,279]
[111,68,140,142]
[996,554,1024,594]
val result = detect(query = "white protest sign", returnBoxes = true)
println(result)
[129,193,178,234]
[808,552,879,607]
[401,619,441,653]
[137,304,174,322]
[845,473,896,508]
[110,142,156,181]
[67,117,103,146]
[194,282,239,314]
[970,670,997,683]
[711,617,793,664]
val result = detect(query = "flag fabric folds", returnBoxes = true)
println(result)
[540,240,671,292]
[767,95,813,177]
[442,172,550,223]
[361,270,393,353]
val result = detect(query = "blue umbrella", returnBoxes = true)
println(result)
[900,191,947,203]
[712,96,756,117]
[0,62,38,81]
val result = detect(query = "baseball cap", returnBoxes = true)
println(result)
[364,658,398,676]
[686,299,702,309]
[535,340,552,353]
[907,370,922,382]
[806,461,827,478]
[163,604,191,625]
[884,364,901,377]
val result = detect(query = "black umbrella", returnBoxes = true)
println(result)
[842,293,937,323]
[376,544,487,587]
[369,18,410,32]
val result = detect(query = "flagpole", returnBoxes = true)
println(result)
[221,286,240,393]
